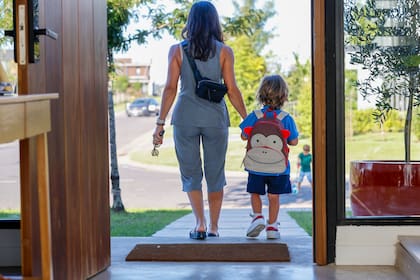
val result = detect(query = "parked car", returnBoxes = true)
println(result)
[126,97,160,117]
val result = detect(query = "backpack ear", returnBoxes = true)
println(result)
[243,126,253,136]
[281,129,290,139]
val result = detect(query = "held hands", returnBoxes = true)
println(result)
[240,132,248,141]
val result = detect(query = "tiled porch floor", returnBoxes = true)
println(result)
[92,209,407,280]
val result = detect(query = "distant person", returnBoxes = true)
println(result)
[240,74,299,239]
[296,144,313,192]
[152,1,247,240]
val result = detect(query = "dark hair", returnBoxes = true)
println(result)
[256,75,289,109]
[181,1,224,61]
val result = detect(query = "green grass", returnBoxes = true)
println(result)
[110,209,191,236]
[288,211,313,236]
[346,132,420,164]
[0,209,191,237]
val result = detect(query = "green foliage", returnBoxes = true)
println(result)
[352,109,376,135]
[0,0,13,46]
[413,108,420,141]
[285,54,311,102]
[131,82,141,92]
[295,80,312,138]
[227,36,266,126]
[352,108,404,135]
[381,110,404,133]
[345,69,358,111]
[113,75,129,93]
[225,0,275,51]
[284,56,312,138]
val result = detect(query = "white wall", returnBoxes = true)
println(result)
[0,229,20,266]
[336,225,420,265]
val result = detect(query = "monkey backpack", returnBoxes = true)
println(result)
[242,109,291,175]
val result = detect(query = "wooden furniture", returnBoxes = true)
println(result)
[0,93,58,280]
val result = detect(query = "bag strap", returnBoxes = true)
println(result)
[277,111,288,120]
[181,40,203,83]
[254,109,288,120]
[254,109,264,119]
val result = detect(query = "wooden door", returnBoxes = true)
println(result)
[15,0,110,278]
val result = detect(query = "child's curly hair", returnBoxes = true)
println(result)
[256,74,289,109]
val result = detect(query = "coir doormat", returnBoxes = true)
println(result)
[126,238,290,262]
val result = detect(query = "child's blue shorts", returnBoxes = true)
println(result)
[247,173,292,195]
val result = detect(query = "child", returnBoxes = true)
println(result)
[296,144,313,192]
[239,75,299,239]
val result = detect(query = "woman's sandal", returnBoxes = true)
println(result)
[189,230,207,240]
[207,232,219,237]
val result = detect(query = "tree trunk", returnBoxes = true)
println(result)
[108,90,125,212]
[405,73,415,163]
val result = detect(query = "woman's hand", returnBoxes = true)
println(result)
[153,125,165,146]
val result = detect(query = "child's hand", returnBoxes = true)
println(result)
[240,132,248,141]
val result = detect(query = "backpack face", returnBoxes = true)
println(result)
[243,110,290,175]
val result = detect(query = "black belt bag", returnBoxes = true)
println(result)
[181,41,227,103]
[196,78,227,103]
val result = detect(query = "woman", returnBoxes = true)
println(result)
[152,1,247,240]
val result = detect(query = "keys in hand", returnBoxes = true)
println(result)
[152,130,165,157]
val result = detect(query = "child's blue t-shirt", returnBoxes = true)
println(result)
[239,105,299,175]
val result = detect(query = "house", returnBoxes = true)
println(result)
[115,58,153,97]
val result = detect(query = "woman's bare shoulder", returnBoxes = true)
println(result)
[221,44,233,54]
[167,43,182,60]
[220,44,234,61]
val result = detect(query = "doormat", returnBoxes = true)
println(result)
[126,240,290,262]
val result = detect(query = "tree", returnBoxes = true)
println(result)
[285,55,312,138]
[227,36,266,125]
[345,0,420,162]
[113,74,129,94]
[225,0,276,126]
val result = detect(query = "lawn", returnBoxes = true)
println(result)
[0,209,191,237]
[288,211,312,236]
[111,209,191,236]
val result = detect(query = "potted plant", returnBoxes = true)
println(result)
[344,0,420,216]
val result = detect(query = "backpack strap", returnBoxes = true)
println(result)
[254,109,264,119]
[277,111,288,120]
[255,109,288,120]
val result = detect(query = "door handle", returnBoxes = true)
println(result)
[34,28,58,40]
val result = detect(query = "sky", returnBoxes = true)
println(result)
[115,0,311,84]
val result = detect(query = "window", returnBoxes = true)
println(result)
[342,0,420,220]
